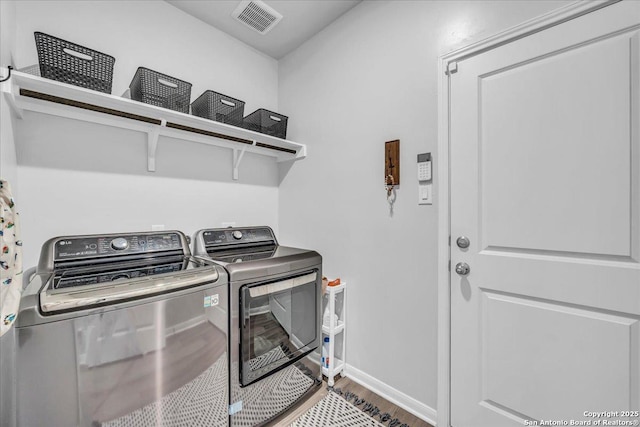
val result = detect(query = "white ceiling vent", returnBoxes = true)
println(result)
[232,0,283,35]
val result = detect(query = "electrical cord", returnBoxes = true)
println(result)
[0,66,13,83]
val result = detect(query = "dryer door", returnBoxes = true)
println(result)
[240,271,319,386]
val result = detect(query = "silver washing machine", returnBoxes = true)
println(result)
[193,226,322,427]
[15,230,228,427]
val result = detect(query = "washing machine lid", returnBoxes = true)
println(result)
[39,256,220,314]
[51,254,200,289]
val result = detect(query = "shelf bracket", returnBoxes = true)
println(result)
[296,145,307,160]
[232,140,257,180]
[147,119,166,172]
[233,147,247,181]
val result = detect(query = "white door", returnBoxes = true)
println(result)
[450,2,640,426]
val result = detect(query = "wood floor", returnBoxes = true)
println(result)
[249,311,292,358]
[268,376,434,427]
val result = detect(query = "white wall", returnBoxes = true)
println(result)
[9,0,282,269]
[0,2,18,426]
[0,0,18,189]
[278,0,570,419]
[17,166,278,271]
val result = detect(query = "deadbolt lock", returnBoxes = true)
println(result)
[456,236,470,249]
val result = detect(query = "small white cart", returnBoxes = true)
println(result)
[322,282,346,387]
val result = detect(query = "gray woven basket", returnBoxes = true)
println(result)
[191,90,245,127]
[34,32,115,94]
[129,67,192,113]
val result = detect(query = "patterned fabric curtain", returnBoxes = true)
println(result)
[0,179,22,337]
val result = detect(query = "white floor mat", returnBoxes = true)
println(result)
[290,392,386,427]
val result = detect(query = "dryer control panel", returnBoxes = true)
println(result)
[202,227,276,247]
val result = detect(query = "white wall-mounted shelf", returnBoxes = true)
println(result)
[0,69,306,180]
[322,282,346,387]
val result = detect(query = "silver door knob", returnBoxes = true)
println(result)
[455,262,470,276]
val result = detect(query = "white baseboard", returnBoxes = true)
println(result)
[344,364,437,426]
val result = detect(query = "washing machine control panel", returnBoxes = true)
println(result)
[202,227,276,247]
[110,237,129,250]
[54,232,184,260]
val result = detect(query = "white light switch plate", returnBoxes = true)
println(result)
[418,183,432,205]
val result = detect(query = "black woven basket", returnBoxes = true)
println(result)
[34,32,115,94]
[243,109,288,139]
[191,90,245,127]
[129,67,192,113]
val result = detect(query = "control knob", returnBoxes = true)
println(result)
[110,237,129,251]
[232,230,243,240]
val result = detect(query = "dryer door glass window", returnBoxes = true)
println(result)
[240,271,319,386]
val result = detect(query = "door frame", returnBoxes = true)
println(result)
[436,1,619,426]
